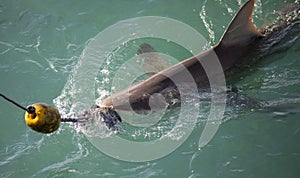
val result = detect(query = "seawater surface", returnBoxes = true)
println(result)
[0,0,300,177]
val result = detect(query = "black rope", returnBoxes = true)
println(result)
[1,93,81,123]
[61,117,88,123]
[61,119,79,123]
[0,93,33,113]
[61,118,78,122]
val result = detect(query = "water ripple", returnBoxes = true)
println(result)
[0,131,44,167]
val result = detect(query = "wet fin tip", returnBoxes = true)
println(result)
[220,0,263,46]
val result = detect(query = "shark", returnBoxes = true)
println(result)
[78,0,300,128]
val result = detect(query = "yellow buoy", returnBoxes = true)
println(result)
[25,103,61,133]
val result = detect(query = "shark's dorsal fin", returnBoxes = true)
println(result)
[220,0,262,46]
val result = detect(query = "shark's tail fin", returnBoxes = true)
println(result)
[219,0,263,47]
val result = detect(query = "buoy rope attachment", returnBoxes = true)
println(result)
[0,93,80,123]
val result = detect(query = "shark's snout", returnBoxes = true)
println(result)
[78,105,122,129]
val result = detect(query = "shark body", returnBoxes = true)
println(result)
[79,0,300,127]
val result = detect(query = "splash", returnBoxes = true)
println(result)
[199,0,215,47]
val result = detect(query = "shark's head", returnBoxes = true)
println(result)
[77,105,122,128]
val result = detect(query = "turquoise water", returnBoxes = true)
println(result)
[1,0,300,177]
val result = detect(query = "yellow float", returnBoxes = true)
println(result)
[24,103,61,134]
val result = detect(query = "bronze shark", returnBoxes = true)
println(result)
[79,0,300,128]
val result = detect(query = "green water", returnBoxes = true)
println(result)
[1,0,300,177]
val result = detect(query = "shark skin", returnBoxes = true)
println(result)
[99,0,262,112]
[79,0,300,128]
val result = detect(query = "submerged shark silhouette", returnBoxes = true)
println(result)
[79,0,300,128]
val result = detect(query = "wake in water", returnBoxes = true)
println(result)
[54,1,300,141]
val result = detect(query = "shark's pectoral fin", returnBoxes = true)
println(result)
[137,43,169,76]
[137,43,156,54]
[220,0,263,47]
